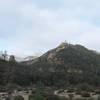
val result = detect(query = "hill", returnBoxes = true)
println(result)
[0,42,100,87]
[27,42,100,87]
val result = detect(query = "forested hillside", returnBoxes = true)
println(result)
[0,42,100,87]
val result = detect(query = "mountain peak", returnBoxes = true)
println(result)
[56,42,74,52]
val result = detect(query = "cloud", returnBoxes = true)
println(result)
[0,0,100,56]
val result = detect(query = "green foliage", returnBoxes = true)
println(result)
[95,90,100,94]
[45,94,68,100]
[29,81,45,100]
[29,95,34,100]
[98,95,100,100]
[45,95,60,100]
[14,95,24,100]
[34,81,45,100]
[68,94,74,100]
[81,92,90,97]
[77,83,92,91]
[34,94,44,100]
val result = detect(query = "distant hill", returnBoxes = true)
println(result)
[0,42,100,87]
[28,42,100,86]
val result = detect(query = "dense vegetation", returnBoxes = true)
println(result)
[0,43,100,88]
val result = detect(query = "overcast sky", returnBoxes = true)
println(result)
[0,0,100,57]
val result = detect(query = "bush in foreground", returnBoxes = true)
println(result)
[14,95,24,100]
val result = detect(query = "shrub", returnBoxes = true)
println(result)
[68,94,74,100]
[14,95,24,100]
[75,90,82,95]
[45,94,61,100]
[29,95,34,100]
[67,88,75,93]
[95,90,100,94]
[98,95,100,100]
[5,97,11,100]
[81,92,90,97]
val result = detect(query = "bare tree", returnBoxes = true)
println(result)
[2,50,8,60]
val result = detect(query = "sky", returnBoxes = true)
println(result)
[0,0,100,57]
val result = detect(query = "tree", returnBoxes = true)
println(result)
[2,50,8,60]
[68,94,74,100]
[29,81,45,100]
[34,81,44,100]
[9,55,16,62]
